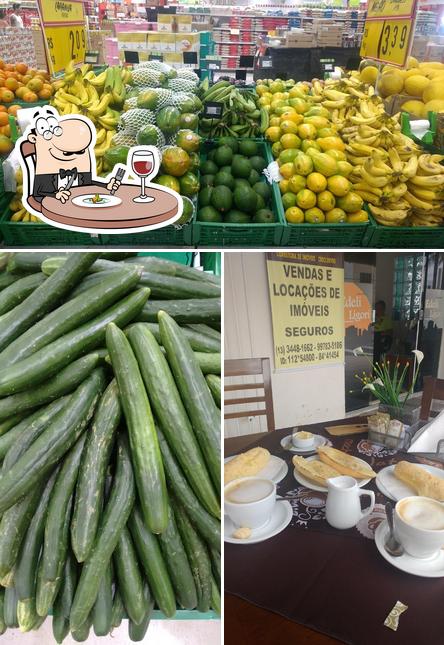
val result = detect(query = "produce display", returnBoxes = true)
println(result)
[0,252,221,640]
[199,80,262,139]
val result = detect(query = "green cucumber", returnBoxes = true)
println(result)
[159,311,220,490]
[137,298,220,324]
[0,252,98,352]
[114,526,146,625]
[0,273,46,316]
[4,586,18,628]
[156,427,220,552]
[139,271,220,300]
[0,368,106,514]
[0,273,19,290]
[0,289,149,397]
[186,324,221,342]
[70,435,135,632]
[71,380,120,563]
[0,412,27,437]
[210,547,221,587]
[0,353,99,422]
[15,469,59,632]
[128,324,219,518]
[124,256,220,285]
[211,575,221,616]
[111,588,125,629]
[6,252,66,274]
[128,585,153,642]
[158,503,197,610]
[42,256,143,276]
[71,615,92,641]
[206,375,221,407]
[2,397,69,472]
[146,322,219,353]
[0,485,45,582]
[52,553,77,643]
[196,353,221,375]
[106,323,167,534]
[67,271,123,300]
[173,498,212,613]
[129,507,176,619]
[0,265,142,367]
[101,252,138,261]
[36,433,87,617]
[92,564,113,637]
[0,588,5,635]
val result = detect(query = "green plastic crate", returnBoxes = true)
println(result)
[364,212,444,248]
[280,218,369,248]
[193,140,285,247]
[99,220,194,248]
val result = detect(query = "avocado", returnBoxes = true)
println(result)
[217,136,238,153]
[214,145,233,167]
[201,160,218,175]
[253,181,272,202]
[248,169,261,186]
[233,185,257,213]
[256,194,266,211]
[250,155,267,172]
[254,208,275,223]
[197,206,223,222]
[225,210,251,224]
[232,156,252,179]
[239,140,259,157]
[214,171,235,190]
[210,185,233,212]
[201,174,215,187]
[233,178,251,191]
[198,186,213,207]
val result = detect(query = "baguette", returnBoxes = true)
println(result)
[317,446,376,479]
[394,460,444,501]
[292,456,341,487]
[224,447,270,483]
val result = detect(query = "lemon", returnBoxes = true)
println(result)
[326,208,346,223]
[305,207,325,223]
[265,126,281,143]
[317,190,336,211]
[288,175,306,194]
[279,179,289,194]
[280,120,299,135]
[296,189,317,209]
[280,133,301,149]
[279,163,295,180]
[306,172,327,193]
[347,209,369,223]
[282,192,298,210]
[269,116,281,127]
[327,175,351,197]
[285,206,304,223]
[279,149,301,165]
[272,142,283,158]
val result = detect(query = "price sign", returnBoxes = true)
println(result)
[367,0,415,18]
[85,50,100,64]
[260,56,273,68]
[124,50,140,64]
[203,102,224,119]
[360,18,412,67]
[37,0,86,74]
[149,53,164,61]
[208,61,221,70]
[230,28,240,35]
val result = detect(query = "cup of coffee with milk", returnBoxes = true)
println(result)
[394,496,444,558]
[224,477,276,529]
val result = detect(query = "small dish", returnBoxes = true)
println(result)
[293,455,372,492]
[280,434,330,454]
[72,194,122,208]
[292,431,315,450]
[224,500,292,545]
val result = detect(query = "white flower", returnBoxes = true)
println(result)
[411,349,424,365]
[362,378,383,393]
[353,347,364,356]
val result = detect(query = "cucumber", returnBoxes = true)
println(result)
[0,485,45,582]
[124,256,220,286]
[129,507,176,619]
[186,323,221,342]
[0,252,98,352]
[114,526,146,625]
[71,615,92,641]
[4,585,18,628]
[67,271,123,300]
[128,585,153,642]
[52,553,77,643]
[156,427,220,552]
[196,353,221,376]
[139,271,220,300]
[211,575,221,616]
[0,368,106,514]
[0,273,46,316]
[0,588,5,635]
[0,353,100,422]
[159,311,220,490]
[71,380,120,563]
[101,252,138,261]
[111,588,125,629]
[210,547,221,587]
[36,433,87,617]
[106,323,167,535]
[2,397,69,472]
[206,375,221,407]
[42,256,143,276]
[158,503,197,610]
[70,435,135,632]
[0,265,142,367]
[0,412,27,437]
[15,469,59,632]
[0,273,18,290]
[137,298,220,324]
[146,322,220,353]
[173,498,212,613]
[92,564,113,637]
[128,324,219,518]
[0,289,149,396]
[6,252,66,274]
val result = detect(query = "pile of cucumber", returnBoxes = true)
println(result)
[0,252,221,642]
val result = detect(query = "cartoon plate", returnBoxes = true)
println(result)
[72,194,122,208]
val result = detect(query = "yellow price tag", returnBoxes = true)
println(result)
[367,0,416,19]
[360,18,412,67]
[45,24,86,74]
[40,0,84,24]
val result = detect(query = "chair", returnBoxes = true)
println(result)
[20,140,42,213]
[420,376,444,421]
[224,357,275,432]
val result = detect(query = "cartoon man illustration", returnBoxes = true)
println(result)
[27,108,121,204]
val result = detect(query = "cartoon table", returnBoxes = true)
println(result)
[41,185,181,230]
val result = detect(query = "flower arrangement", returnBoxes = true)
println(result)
[353,347,424,411]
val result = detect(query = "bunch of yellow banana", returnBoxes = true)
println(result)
[9,197,39,223]
[403,154,444,226]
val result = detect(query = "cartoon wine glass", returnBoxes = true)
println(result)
[131,149,157,203]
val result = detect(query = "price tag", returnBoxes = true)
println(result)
[230,28,240,35]
[360,18,412,67]
[183,51,198,65]
[203,101,224,119]
[235,69,247,80]
[149,53,164,61]
[44,25,86,74]
[367,0,415,18]
[40,0,84,23]
[208,61,221,70]
[124,50,140,64]
[261,56,273,68]
[85,50,100,64]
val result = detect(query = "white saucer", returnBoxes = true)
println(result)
[224,454,288,484]
[375,520,444,577]
[72,194,122,208]
[280,433,331,454]
[224,500,292,545]
[376,463,444,502]
[293,455,372,492]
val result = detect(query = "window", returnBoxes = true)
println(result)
[393,254,424,321]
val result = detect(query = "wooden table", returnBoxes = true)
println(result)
[41,184,180,230]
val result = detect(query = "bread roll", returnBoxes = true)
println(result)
[293,455,341,487]
[224,447,270,483]
[317,446,376,479]
[394,460,444,501]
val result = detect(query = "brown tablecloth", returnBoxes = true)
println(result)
[225,420,444,645]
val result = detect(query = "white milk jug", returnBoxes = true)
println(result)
[325,475,375,530]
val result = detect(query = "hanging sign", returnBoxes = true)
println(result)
[37,0,86,74]
[360,0,417,67]
[266,252,345,370]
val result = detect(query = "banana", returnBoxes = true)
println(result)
[89,70,107,88]
[352,182,383,197]
[87,93,112,117]
[85,81,100,105]
[388,148,403,174]
[57,90,82,106]
[349,114,380,126]
[95,130,115,157]
[383,182,407,200]
[360,165,391,188]
[403,190,436,210]
[324,89,350,101]
[259,107,269,133]
[95,127,107,146]
[322,99,347,109]
[346,143,380,157]
[369,204,409,222]
[431,154,444,164]
[409,174,444,187]
[354,134,380,146]
[407,185,441,201]
[417,154,444,175]
[348,154,371,166]
[400,155,418,181]
[353,190,381,205]
[70,79,89,103]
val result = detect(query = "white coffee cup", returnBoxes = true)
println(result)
[292,429,314,449]
[224,476,276,530]
[394,496,444,559]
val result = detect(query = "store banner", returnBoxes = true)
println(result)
[37,0,86,74]
[266,252,345,371]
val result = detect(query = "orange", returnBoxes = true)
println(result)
[38,88,52,100]
[0,60,4,70]
[0,134,13,154]
[5,77,19,92]
[21,75,32,85]
[0,125,11,137]
[27,77,43,93]
[15,86,27,99]
[0,106,6,113]
[0,112,8,127]
[23,91,38,103]
[1,89,14,103]
[4,64,14,72]
[8,105,20,117]
[15,63,28,75]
